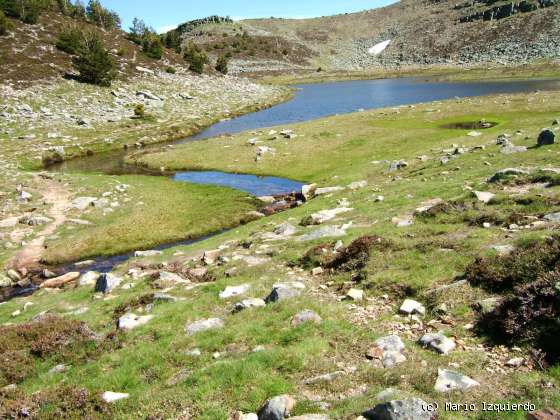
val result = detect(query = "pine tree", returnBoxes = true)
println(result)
[72,31,116,86]
[0,10,13,35]
[183,42,208,74]
[142,33,164,60]
[215,55,228,75]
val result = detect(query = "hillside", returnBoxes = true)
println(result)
[0,10,189,88]
[174,0,560,75]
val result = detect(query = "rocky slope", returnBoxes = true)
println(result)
[178,0,560,74]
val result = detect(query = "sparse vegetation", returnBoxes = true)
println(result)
[0,9,12,34]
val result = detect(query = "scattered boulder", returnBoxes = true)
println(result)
[265,282,305,303]
[203,249,221,265]
[291,310,322,326]
[95,273,123,294]
[298,224,351,241]
[19,215,52,226]
[71,197,97,210]
[134,250,163,257]
[314,186,344,196]
[101,391,129,403]
[474,297,501,316]
[257,394,295,420]
[348,180,368,190]
[544,213,560,223]
[186,267,210,282]
[389,160,408,172]
[79,271,100,286]
[392,215,413,227]
[301,207,353,226]
[419,333,456,355]
[363,398,435,420]
[219,284,250,299]
[434,369,479,393]
[399,299,426,316]
[234,298,266,312]
[301,184,317,200]
[274,222,297,237]
[304,370,345,385]
[136,90,162,101]
[346,288,364,301]
[488,168,530,183]
[185,318,224,335]
[375,335,405,353]
[473,191,495,204]
[40,272,80,289]
[537,129,556,146]
[117,313,153,330]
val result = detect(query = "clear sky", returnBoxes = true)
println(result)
[100,0,397,33]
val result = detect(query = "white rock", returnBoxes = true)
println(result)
[134,250,163,257]
[434,369,479,393]
[399,299,425,316]
[117,313,153,330]
[346,288,364,301]
[473,191,495,204]
[102,391,129,403]
[219,283,250,299]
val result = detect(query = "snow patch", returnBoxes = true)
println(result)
[368,40,391,56]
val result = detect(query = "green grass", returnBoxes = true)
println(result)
[43,173,260,264]
[2,89,560,418]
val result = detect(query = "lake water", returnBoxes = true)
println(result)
[173,171,304,196]
[52,77,560,186]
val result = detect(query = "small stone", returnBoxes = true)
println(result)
[79,271,100,286]
[185,318,224,335]
[265,282,305,303]
[311,267,324,276]
[506,357,524,367]
[346,288,364,301]
[219,284,250,299]
[134,250,163,257]
[257,394,295,420]
[117,313,153,330]
[537,129,556,146]
[363,398,435,419]
[375,335,405,353]
[419,333,456,355]
[304,371,345,384]
[434,369,479,393]
[48,364,67,374]
[102,391,129,403]
[399,299,425,316]
[292,310,322,326]
[382,350,407,368]
[473,191,495,204]
[95,273,122,294]
[375,388,397,401]
[234,298,266,312]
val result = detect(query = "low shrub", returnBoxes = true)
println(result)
[465,235,560,292]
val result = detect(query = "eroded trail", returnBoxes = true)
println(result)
[11,176,71,271]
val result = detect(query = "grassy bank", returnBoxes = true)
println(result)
[42,173,260,265]
[262,62,560,85]
[1,89,560,418]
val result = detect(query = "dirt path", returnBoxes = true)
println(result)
[11,176,71,271]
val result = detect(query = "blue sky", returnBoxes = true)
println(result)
[100,0,397,33]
